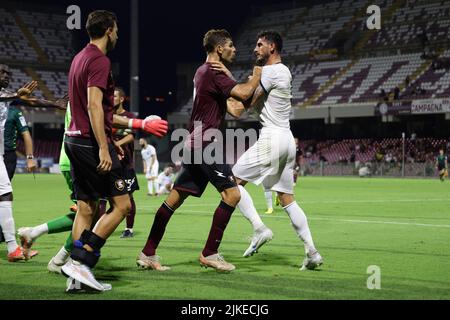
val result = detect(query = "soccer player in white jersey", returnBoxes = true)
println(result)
[156,165,174,195]
[0,72,66,261]
[212,31,322,270]
[139,138,159,196]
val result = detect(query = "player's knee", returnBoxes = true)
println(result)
[278,192,294,207]
[78,201,96,217]
[222,187,241,206]
[116,199,131,217]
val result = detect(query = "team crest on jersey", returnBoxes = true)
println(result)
[115,179,125,191]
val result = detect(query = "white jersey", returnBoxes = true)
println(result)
[256,63,292,129]
[141,145,157,166]
[0,90,13,194]
[232,63,295,194]
[0,88,13,156]
[157,172,173,188]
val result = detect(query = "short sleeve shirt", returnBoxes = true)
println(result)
[113,110,136,169]
[141,145,155,162]
[66,44,115,144]
[258,63,292,129]
[4,106,29,151]
[188,63,237,147]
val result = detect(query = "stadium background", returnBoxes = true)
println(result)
[2,0,450,177]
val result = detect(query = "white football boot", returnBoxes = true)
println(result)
[243,226,274,258]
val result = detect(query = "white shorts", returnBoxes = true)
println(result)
[145,161,159,179]
[232,127,296,194]
[0,155,13,196]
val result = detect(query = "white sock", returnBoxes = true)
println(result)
[53,246,69,264]
[148,181,153,194]
[237,185,265,231]
[0,201,19,253]
[30,223,49,240]
[126,228,133,233]
[264,190,273,210]
[153,181,158,194]
[283,201,317,255]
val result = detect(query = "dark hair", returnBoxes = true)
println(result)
[115,86,126,98]
[86,10,117,39]
[203,29,232,53]
[257,30,283,52]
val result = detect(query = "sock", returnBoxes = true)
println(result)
[47,212,75,234]
[142,202,174,256]
[126,197,136,229]
[202,201,235,257]
[264,190,273,210]
[0,201,19,253]
[148,181,153,194]
[283,201,317,255]
[30,223,49,239]
[53,245,70,264]
[237,185,265,231]
[64,232,73,252]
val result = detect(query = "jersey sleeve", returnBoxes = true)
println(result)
[87,56,111,91]
[260,66,277,94]
[213,72,237,99]
[14,109,29,133]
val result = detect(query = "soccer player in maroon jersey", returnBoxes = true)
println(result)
[112,87,140,238]
[61,10,168,291]
[137,29,262,272]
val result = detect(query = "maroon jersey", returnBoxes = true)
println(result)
[113,110,136,169]
[188,62,237,147]
[67,43,115,144]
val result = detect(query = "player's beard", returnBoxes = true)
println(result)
[106,34,116,52]
[255,53,268,66]
[0,78,9,89]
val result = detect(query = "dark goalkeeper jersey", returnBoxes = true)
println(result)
[4,106,29,151]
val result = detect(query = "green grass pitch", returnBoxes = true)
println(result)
[1,174,449,300]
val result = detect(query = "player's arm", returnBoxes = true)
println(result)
[248,85,265,108]
[22,131,36,172]
[112,114,168,138]
[14,110,36,172]
[115,133,135,148]
[19,93,68,110]
[229,66,262,102]
[0,82,36,102]
[4,81,68,109]
[226,97,245,118]
[226,82,266,118]
[150,154,156,169]
[87,86,111,173]
[142,158,148,174]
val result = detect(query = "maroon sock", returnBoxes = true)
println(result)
[126,197,136,229]
[202,201,235,257]
[142,202,174,256]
